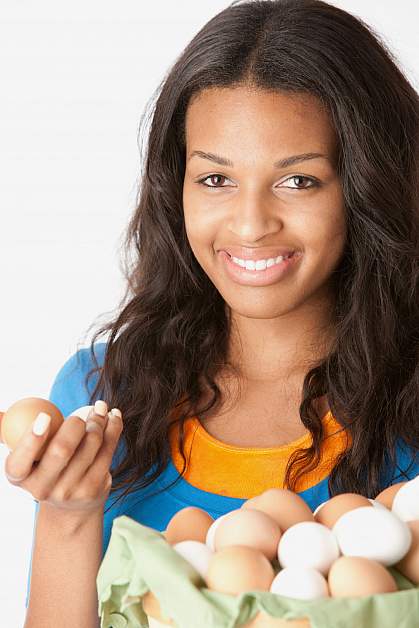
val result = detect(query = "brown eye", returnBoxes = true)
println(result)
[282,175,317,189]
[198,174,230,188]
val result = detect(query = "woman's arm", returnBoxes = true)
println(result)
[24,502,104,628]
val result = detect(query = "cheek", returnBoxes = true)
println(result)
[183,195,219,251]
[306,187,346,255]
[183,209,216,272]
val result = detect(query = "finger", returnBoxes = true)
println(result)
[82,408,123,484]
[80,400,109,432]
[4,412,54,484]
[6,413,86,489]
[48,402,110,492]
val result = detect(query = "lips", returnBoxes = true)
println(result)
[220,246,297,261]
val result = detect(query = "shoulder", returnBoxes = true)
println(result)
[48,342,107,418]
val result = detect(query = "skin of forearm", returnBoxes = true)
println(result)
[24,502,104,628]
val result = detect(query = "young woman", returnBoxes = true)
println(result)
[3,1,418,625]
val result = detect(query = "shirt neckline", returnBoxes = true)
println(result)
[168,409,350,498]
[192,410,333,453]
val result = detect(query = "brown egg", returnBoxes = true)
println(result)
[242,488,314,531]
[165,507,214,545]
[206,545,275,595]
[1,397,64,461]
[375,482,407,509]
[394,520,419,584]
[314,493,371,529]
[214,508,281,561]
[328,556,397,597]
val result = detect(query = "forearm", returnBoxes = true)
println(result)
[24,502,104,628]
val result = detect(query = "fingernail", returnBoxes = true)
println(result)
[109,408,122,419]
[33,412,51,436]
[94,400,107,417]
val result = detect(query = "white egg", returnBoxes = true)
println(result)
[68,405,94,421]
[392,476,419,522]
[270,566,329,600]
[312,500,328,517]
[333,506,412,565]
[205,512,234,551]
[173,540,213,580]
[368,498,388,510]
[277,521,340,576]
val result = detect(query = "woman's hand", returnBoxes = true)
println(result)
[3,400,123,515]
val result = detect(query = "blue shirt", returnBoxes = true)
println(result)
[25,342,418,607]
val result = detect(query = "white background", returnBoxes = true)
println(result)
[0,1,418,625]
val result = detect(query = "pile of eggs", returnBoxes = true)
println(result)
[2,398,418,600]
[163,478,419,600]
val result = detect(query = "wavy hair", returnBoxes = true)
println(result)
[79,0,418,513]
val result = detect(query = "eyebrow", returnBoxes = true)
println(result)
[188,150,329,169]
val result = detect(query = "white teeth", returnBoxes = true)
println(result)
[231,255,289,271]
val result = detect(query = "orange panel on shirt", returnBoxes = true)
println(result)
[169,411,351,499]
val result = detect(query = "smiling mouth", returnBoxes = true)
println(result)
[218,249,301,286]
[225,251,296,264]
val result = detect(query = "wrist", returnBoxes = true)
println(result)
[39,501,104,535]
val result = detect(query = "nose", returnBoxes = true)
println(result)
[227,187,283,241]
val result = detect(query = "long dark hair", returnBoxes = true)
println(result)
[80,0,418,513]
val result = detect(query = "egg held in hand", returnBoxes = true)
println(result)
[68,405,95,421]
[1,397,64,461]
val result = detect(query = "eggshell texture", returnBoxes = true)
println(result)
[165,507,214,545]
[314,493,371,528]
[394,520,419,584]
[312,500,328,518]
[278,521,340,576]
[333,506,412,566]
[68,405,94,421]
[328,556,398,597]
[368,499,387,510]
[206,545,275,595]
[241,488,314,531]
[1,397,64,461]
[391,476,419,522]
[173,540,213,581]
[375,482,406,509]
[214,508,281,561]
[270,567,329,600]
[206,513,231,551]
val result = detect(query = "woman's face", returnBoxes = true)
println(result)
[182,86,346,321]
